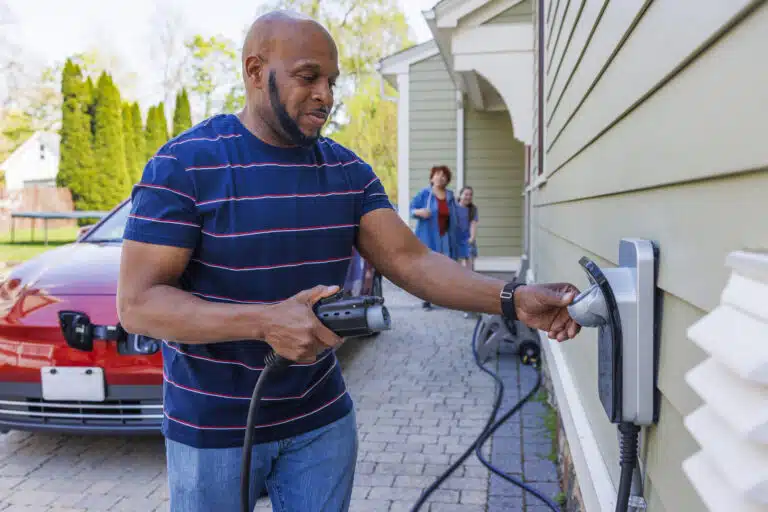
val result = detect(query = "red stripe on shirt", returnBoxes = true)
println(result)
[128,214,198,227]
[202,223,357,238]
[163,390,348,430]
[186,159,359,172]
[196,189,362,207]
[191,255,351,271]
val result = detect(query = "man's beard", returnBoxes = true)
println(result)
[268,70,321,147]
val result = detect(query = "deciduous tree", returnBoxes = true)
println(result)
[185,35,238,119]
[331,76,398,203]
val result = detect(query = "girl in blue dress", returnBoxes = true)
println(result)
[456,186,479,318]
[456,185,479,270]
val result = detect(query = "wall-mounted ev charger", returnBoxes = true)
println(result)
[566,238,661,512]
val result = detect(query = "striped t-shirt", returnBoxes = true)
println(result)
[123,113,393,448]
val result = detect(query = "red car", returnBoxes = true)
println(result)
[0,199,383,435]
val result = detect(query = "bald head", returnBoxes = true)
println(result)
[242,10,334,66]
[238,9,340,148]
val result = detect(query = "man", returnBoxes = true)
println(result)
[117,10,581,512]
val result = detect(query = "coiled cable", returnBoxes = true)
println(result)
[411,316,562,511]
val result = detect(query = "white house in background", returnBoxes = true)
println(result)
[0,131,60,191]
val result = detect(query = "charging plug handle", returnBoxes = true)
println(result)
[240,293,391,512]
[313,291,391,337]
[567,284,609,327]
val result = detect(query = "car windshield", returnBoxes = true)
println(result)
[81,201,131,243]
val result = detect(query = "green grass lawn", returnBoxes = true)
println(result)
[0,226,80,265]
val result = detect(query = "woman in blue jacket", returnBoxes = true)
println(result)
[410,165,462,310]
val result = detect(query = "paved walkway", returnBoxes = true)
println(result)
[0,280,561,511]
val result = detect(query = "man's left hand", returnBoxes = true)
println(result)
[514,283,582,342]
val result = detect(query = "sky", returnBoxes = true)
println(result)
[2,0,436,109]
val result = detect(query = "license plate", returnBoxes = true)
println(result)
[41,367,106,402]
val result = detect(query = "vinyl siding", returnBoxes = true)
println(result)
[464,107,524,257]
[408,54,457,226]
[533,1,768,510]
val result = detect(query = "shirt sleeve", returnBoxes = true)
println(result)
[122,154,201,249]
[357,161,395,218]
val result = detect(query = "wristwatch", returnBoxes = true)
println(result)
[500,282,525,322]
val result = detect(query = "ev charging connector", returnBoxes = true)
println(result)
[240,291,391,512]
[566,238,660,512]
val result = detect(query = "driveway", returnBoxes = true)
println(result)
[0,281,561,511]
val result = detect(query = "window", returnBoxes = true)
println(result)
[81,201,131,242]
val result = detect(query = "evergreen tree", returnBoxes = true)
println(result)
[130,102,146,179]
[121,103,139,186]
[156,101,170,145]
[143,105,155,162]
[84,76,96,135]
[144,103,170,158]
[90,72,130,209]
[172,88,192,137]
[57,58,97,211]
[144,105,160,159]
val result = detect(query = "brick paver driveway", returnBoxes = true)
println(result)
[0,281,559,511]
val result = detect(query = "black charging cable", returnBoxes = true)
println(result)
[240,351,292,512]
[240,293,391,512]
[408,317,505,512]
[615,423,640,512]
[411,317,561,512]
[240,304,564,512]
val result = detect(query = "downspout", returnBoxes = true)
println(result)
[525,0,547,284]
[456,90,465,191]
[537,0,545,180]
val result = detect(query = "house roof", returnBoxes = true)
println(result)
[375,40,440,85]
[0,131,60,172]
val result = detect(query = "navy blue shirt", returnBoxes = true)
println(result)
[123,113,393,448]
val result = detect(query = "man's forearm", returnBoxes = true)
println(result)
[387,249,507,314]
[118,285,269,344]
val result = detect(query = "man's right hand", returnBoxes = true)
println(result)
[415,208,431,219]
[262,285,343,363]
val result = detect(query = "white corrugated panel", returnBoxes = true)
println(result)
[686,405,768,502]
[687,358,768,443]
[683,452,768,512]
[684,251,768,510]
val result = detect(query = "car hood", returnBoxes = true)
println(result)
[3,242,120,297]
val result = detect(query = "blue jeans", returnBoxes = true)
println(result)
[166,410,358,511]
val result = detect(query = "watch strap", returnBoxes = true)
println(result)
[500,282,524,322]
